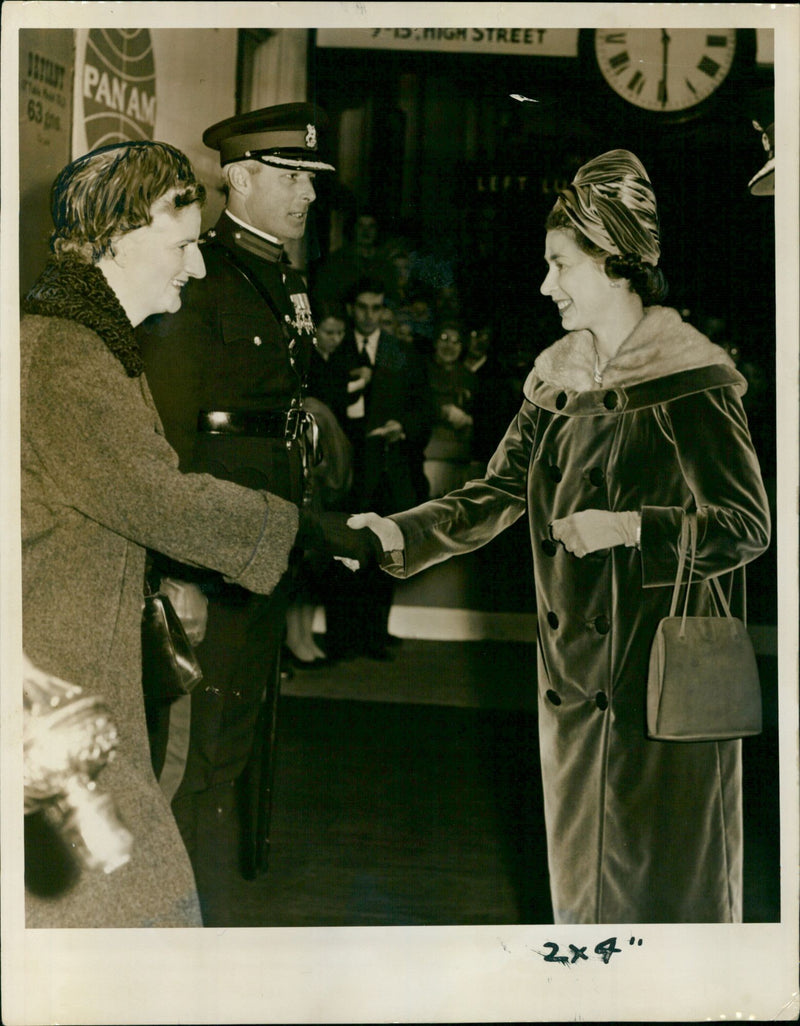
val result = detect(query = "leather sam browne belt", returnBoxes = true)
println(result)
[198,408,314,447]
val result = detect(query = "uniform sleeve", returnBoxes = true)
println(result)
[24,326,297,596]
[640,385,771,586]
[387,400,534,577]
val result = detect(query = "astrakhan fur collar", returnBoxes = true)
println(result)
[531,306,741,394]
[23,255,143,377]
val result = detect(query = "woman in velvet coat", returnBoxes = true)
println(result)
[21,142,303,927]
[350,151,771,924]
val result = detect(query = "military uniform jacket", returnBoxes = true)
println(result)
[139,212,316,505]
[385,307,771,923]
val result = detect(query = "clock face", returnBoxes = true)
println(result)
[593,28,738,113]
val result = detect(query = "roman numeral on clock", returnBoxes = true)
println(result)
[627,70,645,95]
[698,55,721,78]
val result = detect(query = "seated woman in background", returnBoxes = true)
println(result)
[20,141,360,928]
[423,320,477,498]
[306,298,350,423]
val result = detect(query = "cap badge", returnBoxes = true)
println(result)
[290,292,315,335]
[305,123,317,149]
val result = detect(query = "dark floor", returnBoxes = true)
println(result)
[190,642,781,928]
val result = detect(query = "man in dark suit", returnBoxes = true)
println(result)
[137,104,367,908]
[321,276,433,660]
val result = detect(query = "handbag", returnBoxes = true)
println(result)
[141,579,203,703]
[647,512,762,742]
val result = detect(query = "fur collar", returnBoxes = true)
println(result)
[531,306,739,394]
[23,255,143,377]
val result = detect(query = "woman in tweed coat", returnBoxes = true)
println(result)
[350,151,771,924]
[21,142,305,927]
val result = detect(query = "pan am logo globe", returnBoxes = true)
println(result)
[82,29,156,147]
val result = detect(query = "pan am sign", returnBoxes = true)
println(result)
[82,28,156,148]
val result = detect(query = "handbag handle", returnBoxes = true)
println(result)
[670,512,743,637]
[667,513,692,619]
[679,513,703,636]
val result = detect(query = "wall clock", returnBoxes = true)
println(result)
[583,28,746,120]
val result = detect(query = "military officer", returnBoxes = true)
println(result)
[138,103,341,909]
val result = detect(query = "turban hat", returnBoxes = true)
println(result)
[554,149,661,265]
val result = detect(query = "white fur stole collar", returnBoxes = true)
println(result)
[530,306,741,394]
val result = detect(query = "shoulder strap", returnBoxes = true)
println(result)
[218,246,293,343]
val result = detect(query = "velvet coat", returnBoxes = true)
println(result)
[385,307,771,924]
[21,257,299,927]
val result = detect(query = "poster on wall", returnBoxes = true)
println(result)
[1,3,798,1026]
[73,27,158,152]
[18,30,74,296]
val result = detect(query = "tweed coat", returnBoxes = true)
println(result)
[385,307,771,923]
[21,258,298,927]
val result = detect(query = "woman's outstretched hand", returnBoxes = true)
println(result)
[550,510,640,558]
[347,512,405,553]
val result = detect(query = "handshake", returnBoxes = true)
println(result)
[294,510,386,568]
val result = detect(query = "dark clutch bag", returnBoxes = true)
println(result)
[647,513,762,742]
[141,590,203,702]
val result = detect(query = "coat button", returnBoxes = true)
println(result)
[541,538,558,557]
[547,611,559,629]
[594,615,610,634]
[588,467,604,487]
[548,464,562,482]
[603,391,618,410]
[595,691,609,710]
[555,391,568,410]
[546,689,562,706]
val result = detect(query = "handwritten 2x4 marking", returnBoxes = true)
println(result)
[539,936,644,965]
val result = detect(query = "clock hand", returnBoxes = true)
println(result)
[658,28,671,106]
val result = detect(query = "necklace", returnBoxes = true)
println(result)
[593,343,604,385]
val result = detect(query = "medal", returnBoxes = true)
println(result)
[290,292,315,335]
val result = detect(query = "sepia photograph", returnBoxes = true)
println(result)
[2,2,798,1023]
